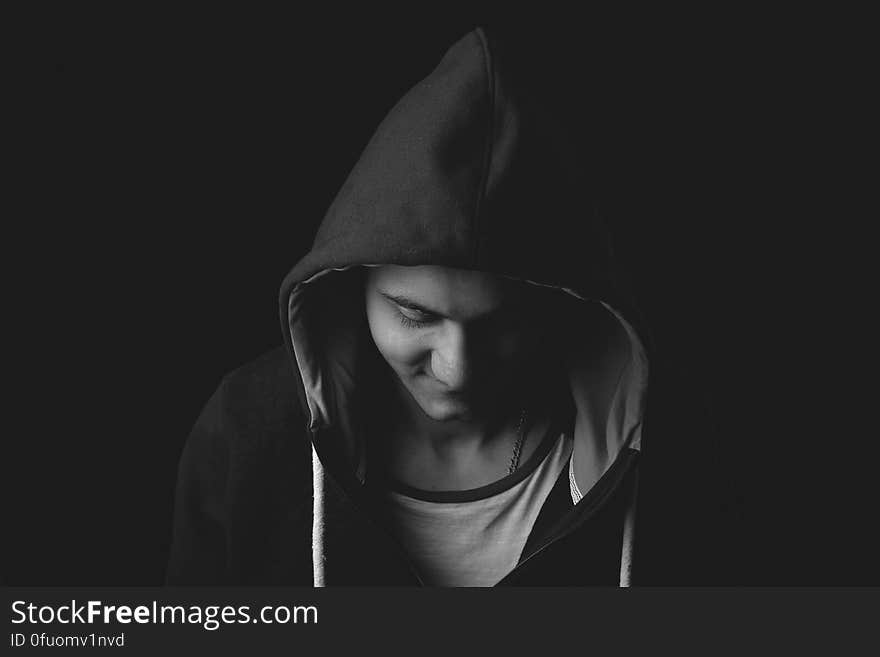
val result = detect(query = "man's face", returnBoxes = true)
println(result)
[365,265,540,423]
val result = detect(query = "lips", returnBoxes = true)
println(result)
[416,371,481,401]
[422,382,473,401]
[435,389,482,409]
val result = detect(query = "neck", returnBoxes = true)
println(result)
[371,374,528,491]
[386,375,517,451]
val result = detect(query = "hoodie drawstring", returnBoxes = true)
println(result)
[311,443,326,587]
[618,465,640,587]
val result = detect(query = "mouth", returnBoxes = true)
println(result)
[414,372,483,404]
[433,387,481,409]
[442,388,474,399]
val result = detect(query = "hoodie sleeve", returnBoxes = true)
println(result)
[165,379,231,585]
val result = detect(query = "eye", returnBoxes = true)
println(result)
[397,308,435,329]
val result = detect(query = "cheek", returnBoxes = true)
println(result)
[366,308,426,370]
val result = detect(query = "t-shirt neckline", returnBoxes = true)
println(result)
[370,416,566,503]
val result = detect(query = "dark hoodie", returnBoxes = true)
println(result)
[167,27,740,586]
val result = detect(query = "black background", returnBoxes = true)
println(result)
[22,8,872,584]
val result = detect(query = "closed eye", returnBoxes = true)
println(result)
[396,308,437,328]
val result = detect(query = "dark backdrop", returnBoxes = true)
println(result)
[22,8,871,584]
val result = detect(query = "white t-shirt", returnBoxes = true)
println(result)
[376,432,573,587]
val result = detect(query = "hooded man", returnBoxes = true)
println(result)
[167,27,740,586]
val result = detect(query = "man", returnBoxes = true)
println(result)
[167,27,740,586]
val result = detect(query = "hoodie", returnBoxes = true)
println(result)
[167,27,740,586]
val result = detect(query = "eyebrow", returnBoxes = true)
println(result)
[380,293,442,316]
[379,292,511,321]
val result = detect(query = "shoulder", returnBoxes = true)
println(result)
[220,346,299,422]
[219,346,303,428]
[195,346,309,466]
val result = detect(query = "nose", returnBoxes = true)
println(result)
[430,323,472,390]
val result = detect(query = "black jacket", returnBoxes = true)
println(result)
[166,27,743,586]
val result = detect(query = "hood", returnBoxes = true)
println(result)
[278,27,649,586]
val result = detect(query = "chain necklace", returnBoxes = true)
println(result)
[507,409,528,475]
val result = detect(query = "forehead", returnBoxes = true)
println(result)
[367,265,520,315]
